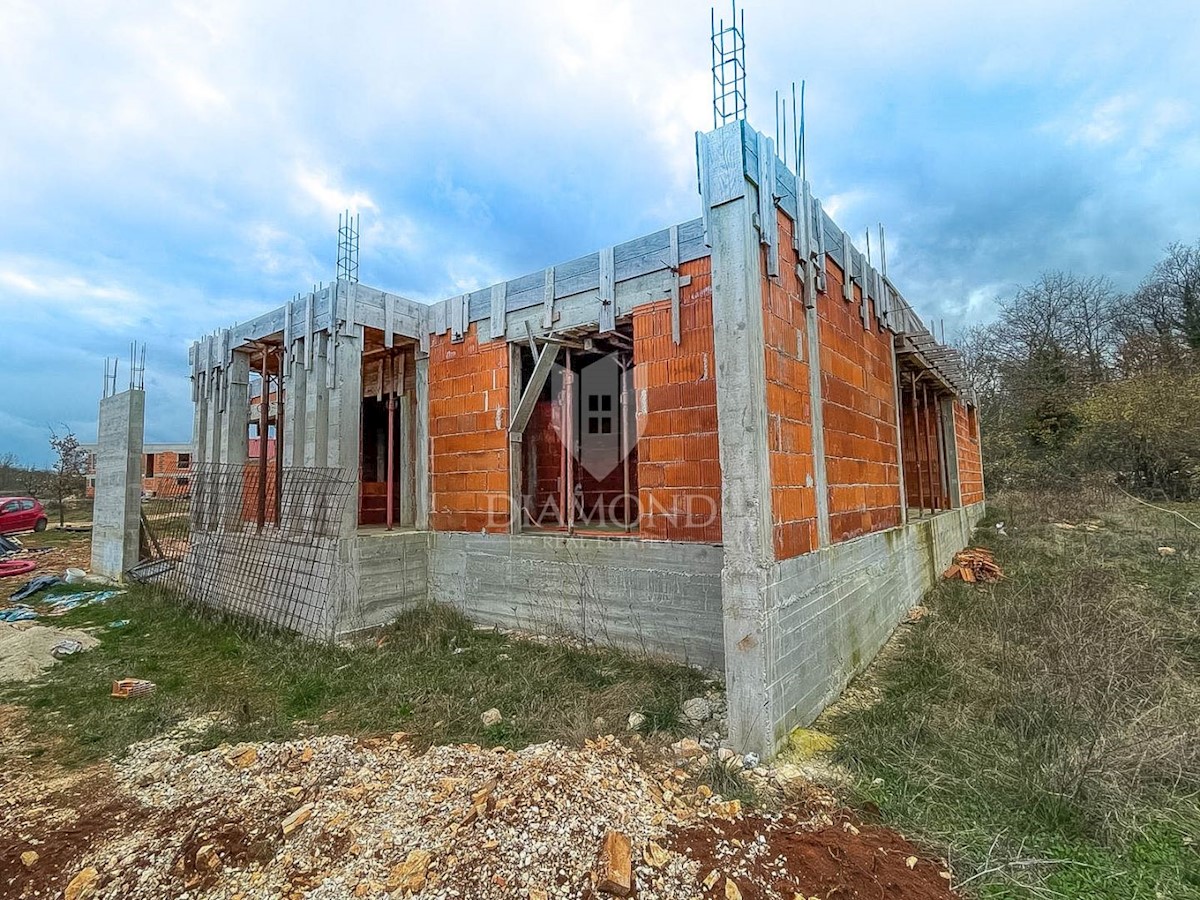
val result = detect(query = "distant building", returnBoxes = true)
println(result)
[83,442,193,498]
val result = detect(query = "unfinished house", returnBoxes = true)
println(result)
[83,442,193,499]
[183,118,984,755]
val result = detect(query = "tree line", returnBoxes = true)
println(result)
[959,240,1200,499]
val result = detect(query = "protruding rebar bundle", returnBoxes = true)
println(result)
[336,210,360,284]
[711,1,746,128]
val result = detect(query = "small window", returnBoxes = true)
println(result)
[177,453,191,470]
[586,393,615,436]
[176,476,189,487]
[1,501,17,514]
[20,500,34,511]
[145,453,156,477]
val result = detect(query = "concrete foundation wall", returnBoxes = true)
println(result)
[351,530,431,632]
[428,533,725,668]
[764,500,986,743]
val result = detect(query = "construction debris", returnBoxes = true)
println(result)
[111,678,156,699]
[942,547,1003,583]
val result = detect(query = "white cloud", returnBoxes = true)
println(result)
[0,261,147,329]
[294,167,379,219]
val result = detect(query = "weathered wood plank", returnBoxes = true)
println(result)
[598,245,616,333]
[490,282,507,340]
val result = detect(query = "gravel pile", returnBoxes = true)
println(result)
[66,726,758,900]
[5,715,957,900]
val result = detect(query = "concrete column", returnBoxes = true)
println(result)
[219,350,251,466]
[414,354,430,530]
[204,368,224,466]
[192,371,209,465]
[304,331,330,466]
[700,121,776,755]
[91,389,145,578]
[327,325,363,535]
[327,322,363,637]
[282,347,307,468]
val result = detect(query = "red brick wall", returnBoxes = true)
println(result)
[817,253,903,541]
[523,398,564,526]
[900,387,946,510]
[428,323,510,532]
[762,212,819,559]
[955,400,984,505]
[632,257,722,543]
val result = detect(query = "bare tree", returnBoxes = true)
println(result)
[0,453,36,495]
[1116,241,1200,373]
[47,426,89,527]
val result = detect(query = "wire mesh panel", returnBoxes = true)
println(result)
[135,463,356,638]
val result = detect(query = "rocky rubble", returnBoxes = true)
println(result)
[4,715,959,900]
[71,727,773,900]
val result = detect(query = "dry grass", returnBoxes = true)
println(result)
[822,488,1200,898]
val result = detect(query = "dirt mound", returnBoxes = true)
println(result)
[1,719,960,900]
[667,809,957,900]
[0,622,98,682]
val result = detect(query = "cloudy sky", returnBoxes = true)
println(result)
[2,0,1197,464]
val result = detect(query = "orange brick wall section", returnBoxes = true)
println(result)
[428,323,510,532]
[900,386,946,510]
[523,398,563,525]
[762,212,819,560]
[817,251,904,541]
[632,257,722,543]
[954,400,985,505]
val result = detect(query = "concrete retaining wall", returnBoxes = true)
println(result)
[764,501,986,743]
[428,533,725,668]
[351,530,431,632]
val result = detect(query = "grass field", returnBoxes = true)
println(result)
[1,581,712,766]
[820,489,1200,898]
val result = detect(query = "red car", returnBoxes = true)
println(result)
[0,497,48,535]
